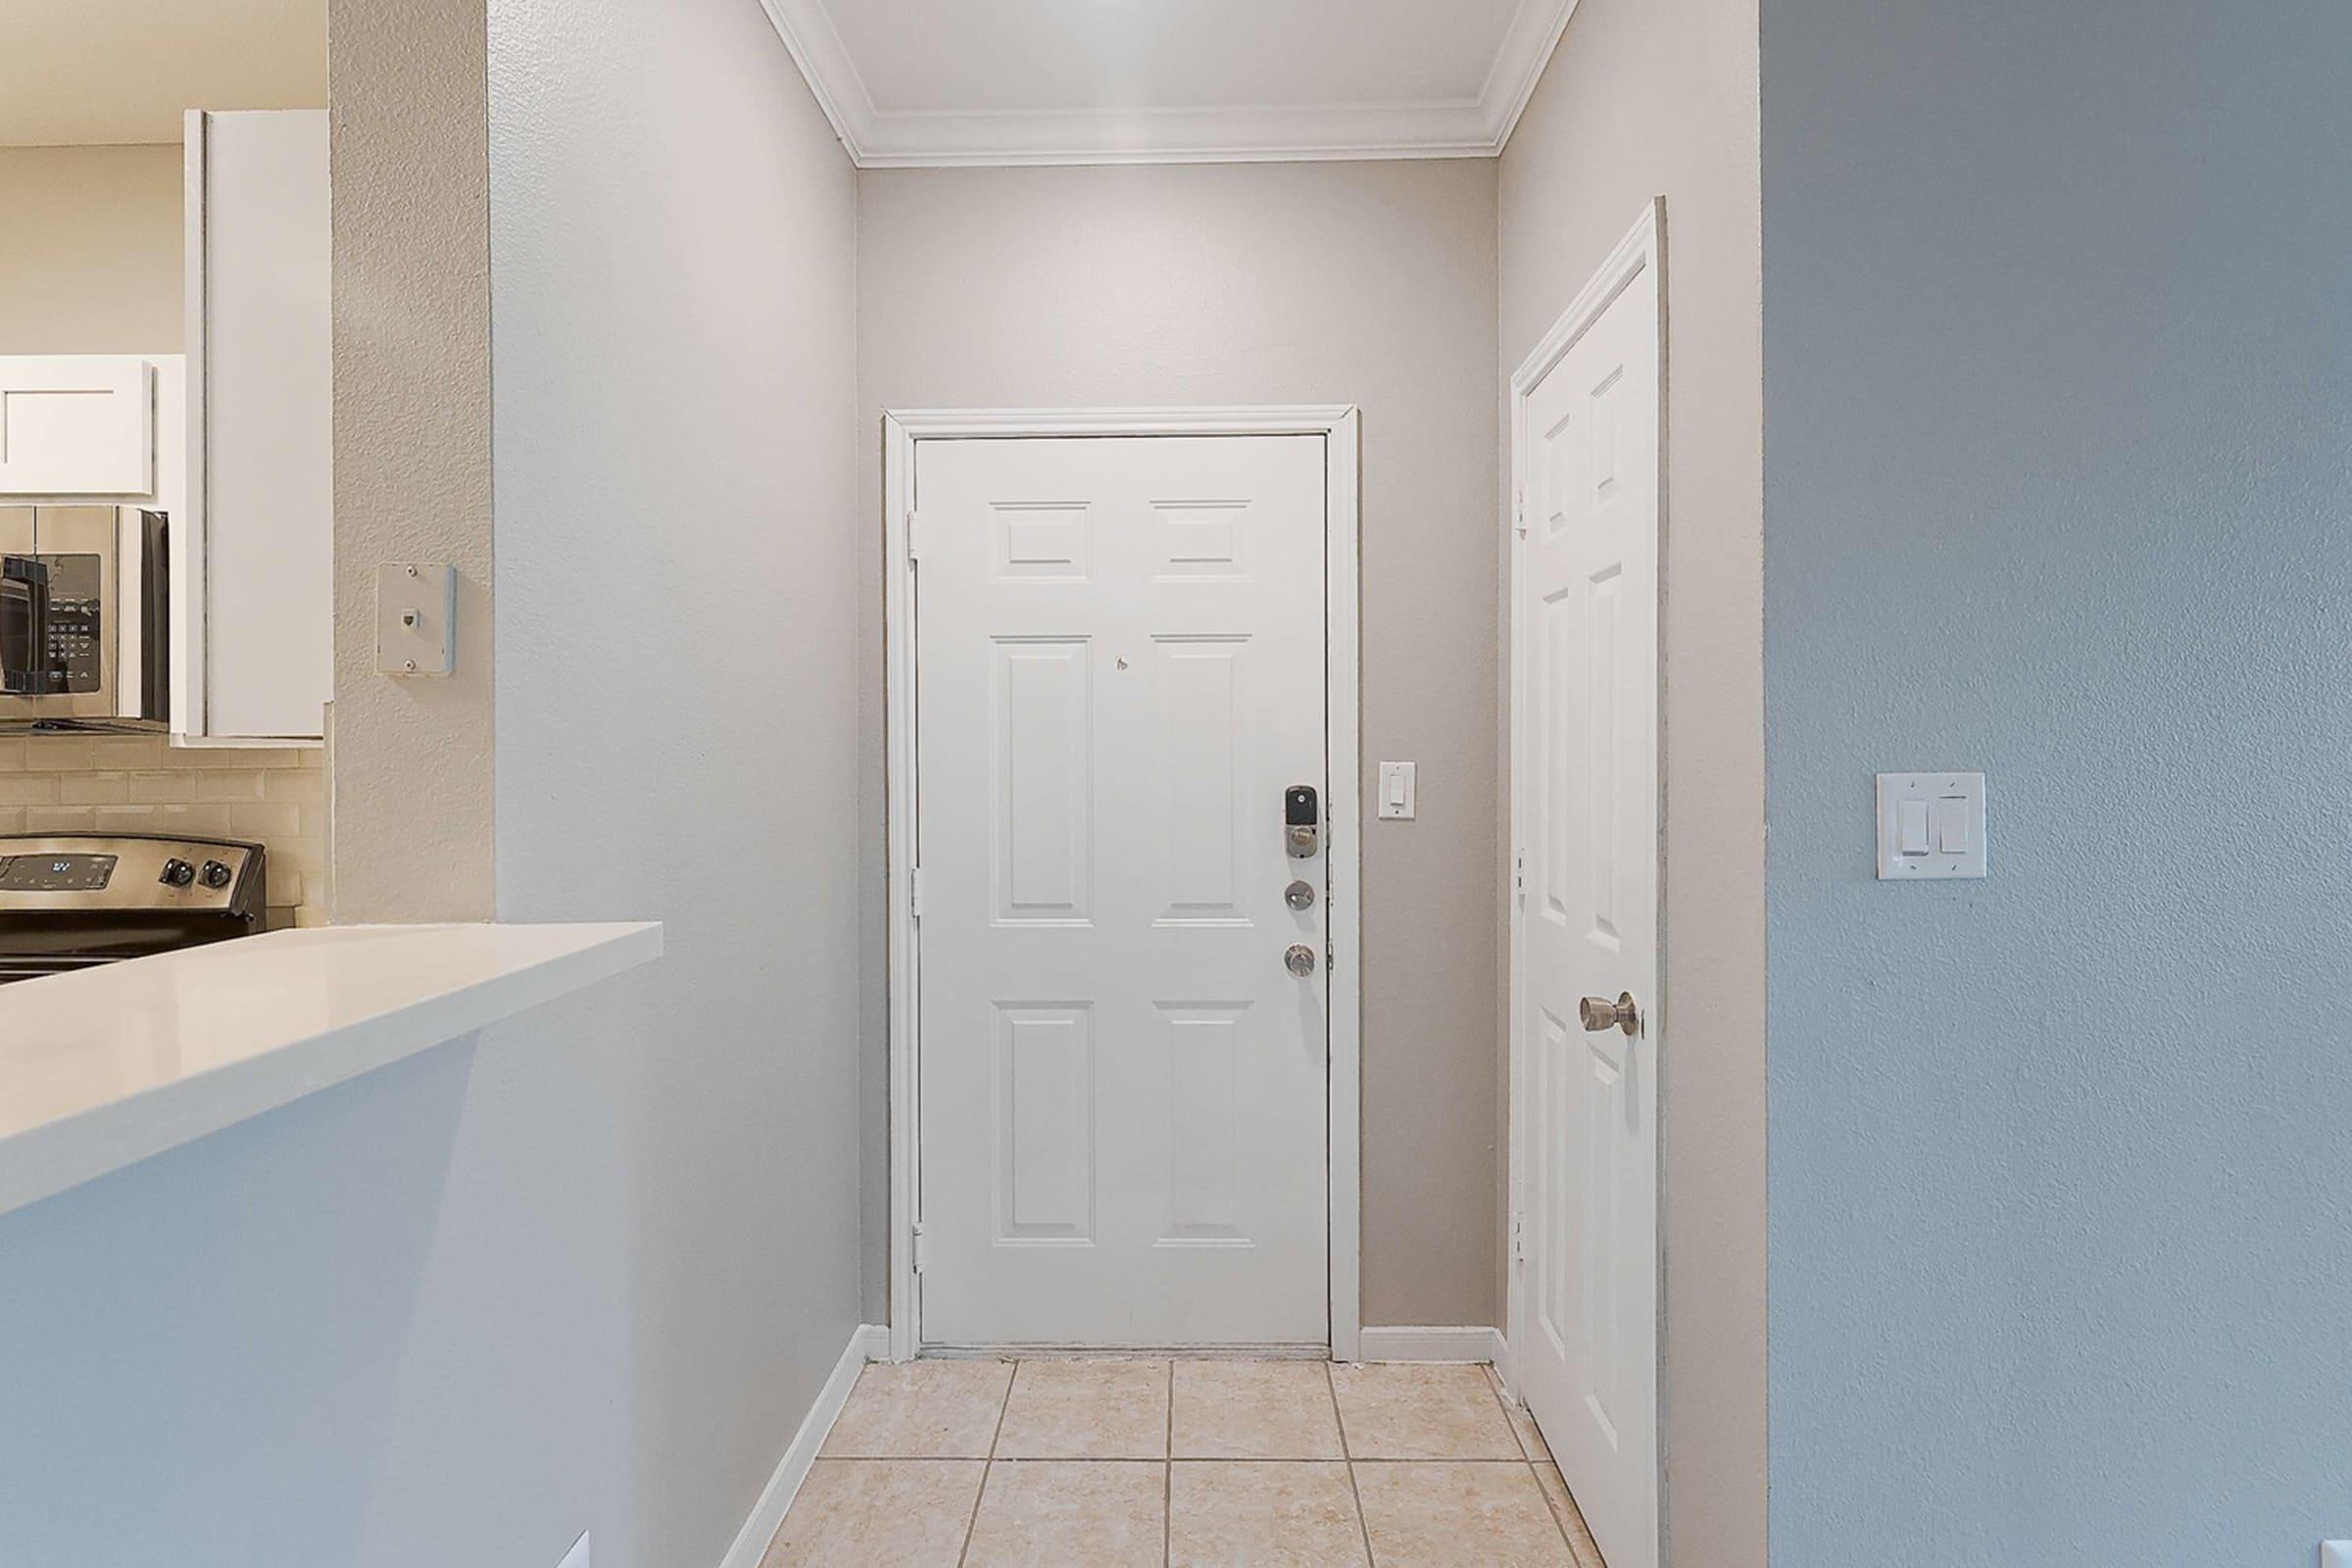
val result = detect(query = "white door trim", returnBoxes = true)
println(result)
[882,405,1363,1363]
[1504,199,1667,1548]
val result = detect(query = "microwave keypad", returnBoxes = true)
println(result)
[34,555,102,695]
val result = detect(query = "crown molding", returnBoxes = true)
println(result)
[759,0,1579,168]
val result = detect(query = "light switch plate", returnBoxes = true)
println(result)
[375,563,457,676]
[1377,761,1417,820]
[2322,1542,2352,1568]
[557,1531,590,1568]
[1876,772,1986,879]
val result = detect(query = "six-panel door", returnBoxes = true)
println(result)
[914,433,1330,1348]
[1516,254,1662,1568]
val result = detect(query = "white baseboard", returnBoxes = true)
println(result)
[717,1322,887,1568]
[1355,1325,1506,1364]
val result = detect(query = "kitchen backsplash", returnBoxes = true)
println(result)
[0,734,326,926]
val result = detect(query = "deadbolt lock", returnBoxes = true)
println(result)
[1285,944,1318,977]
[1286,880,1317,911]
[1285,784,1320,859]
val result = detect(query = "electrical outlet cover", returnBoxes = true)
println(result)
[2321,1542,2351,1568]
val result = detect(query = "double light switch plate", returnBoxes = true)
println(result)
[1876,772,1986,879]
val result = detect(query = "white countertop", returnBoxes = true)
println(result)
[0,921,662,1217]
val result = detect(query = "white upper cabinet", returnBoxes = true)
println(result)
[0,357,155,495]
[184,109,333,741]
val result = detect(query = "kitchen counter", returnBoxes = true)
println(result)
[0,920,662,1217]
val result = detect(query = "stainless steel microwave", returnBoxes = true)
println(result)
[0,506,169,730]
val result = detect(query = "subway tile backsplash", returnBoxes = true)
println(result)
[0,734,326,927]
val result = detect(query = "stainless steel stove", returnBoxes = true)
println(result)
[0,834,268,985]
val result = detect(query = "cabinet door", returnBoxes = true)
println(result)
[188,109,331,740]
[0,357,154,496]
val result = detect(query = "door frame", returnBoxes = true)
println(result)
[1503,199,1667,1550]
[881,405,1364,1362]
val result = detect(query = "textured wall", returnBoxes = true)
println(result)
[1498,0,1766,1557]
[0,145,183,354]
[1763,0,2352,1560]
[327,0,495,921]
[857,159,1501,1330]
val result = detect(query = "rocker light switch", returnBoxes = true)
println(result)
[1876,772,1986,879]
[375,563,457,676]
[1378,761,1417,820]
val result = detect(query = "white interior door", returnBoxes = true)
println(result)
[915,433,1330,1348]
[1513,227,1662,1568]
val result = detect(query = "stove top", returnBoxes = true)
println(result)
[0,834,268,984]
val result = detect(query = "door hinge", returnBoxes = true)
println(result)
[1513,848,1527,901]
[910,864,925,918]
[911,1220,929,1274]
[1510,1209,1526,1265]
[1513,487,1528,539]
[906,510,922,564]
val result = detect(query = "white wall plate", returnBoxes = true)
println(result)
[1875,771,1986,879]
[374,562,457,676]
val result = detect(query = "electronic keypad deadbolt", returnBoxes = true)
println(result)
[1285,784,1320,858]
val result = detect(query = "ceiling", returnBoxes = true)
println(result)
[0,0,324,147]
[760,0,1580,167]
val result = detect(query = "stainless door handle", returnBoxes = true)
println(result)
[1579,992,1641,1037]
[1285,944,1317,977]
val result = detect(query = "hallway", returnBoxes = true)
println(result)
[761,1359,1605,1566]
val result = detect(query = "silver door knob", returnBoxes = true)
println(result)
[1285,880,1317,911]
[1579,992,1641,1036]
[1285,944,1317,977]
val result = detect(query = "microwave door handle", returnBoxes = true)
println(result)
[1,557,50,696]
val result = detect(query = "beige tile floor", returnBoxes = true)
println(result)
[762,1357,1607,1567]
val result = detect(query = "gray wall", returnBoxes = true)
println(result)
[856,160,1502,1329]
[1763,0,2352,1561]
[487,0,863,1559]
[0,1,863,1563]
[1497,0,1766,1558]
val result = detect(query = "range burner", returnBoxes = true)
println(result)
[0,834,267,985]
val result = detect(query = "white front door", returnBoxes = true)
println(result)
[914,433,1330,1348]
[1513,222,1662,1568]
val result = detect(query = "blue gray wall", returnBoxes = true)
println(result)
[1763,0,2352,1560]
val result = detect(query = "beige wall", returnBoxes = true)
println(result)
[857,159,1502,1329]
[0,145,183,354]
[1498,0,1766,1560]
[326,0,494,920]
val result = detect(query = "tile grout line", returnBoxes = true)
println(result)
[1328,1360,1379,1568]
[954,1359,1018,1568]
[1162,1359,1175,1568]
[1482,1361,1579,1557]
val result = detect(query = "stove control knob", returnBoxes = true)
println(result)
[200,860,234,890]
[159,858,196,888]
